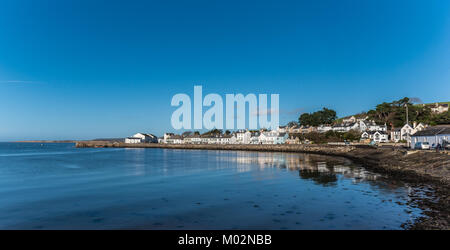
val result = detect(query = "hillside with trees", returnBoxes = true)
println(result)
[366,97,450,127]
[296,98,449,129]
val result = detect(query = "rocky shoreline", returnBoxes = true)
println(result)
[75,141,450,230]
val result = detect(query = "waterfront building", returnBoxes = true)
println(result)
[399,122,427,145]
[411,125,450,149]
[125,137,142,143]
[258,131,288,144]
[132,133,158,143]
[390,128,401,142]
[183,134,202,144]
[235,130,252,144]
[361,131,389,143]
[200,135,233,144]
[286,136,300,144]
[373,131,389,143]
[163,133,184,144]
[163,133,174,143]
[248,131,261,144]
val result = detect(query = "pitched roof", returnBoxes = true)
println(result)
[167,135,183,139]
[139,133,156,138]
[412,125,450,137]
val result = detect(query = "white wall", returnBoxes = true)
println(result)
[411,134,450,149]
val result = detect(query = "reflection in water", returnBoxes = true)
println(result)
[225,151,381,186]
[299,169,338,186]
[0,144,431,230]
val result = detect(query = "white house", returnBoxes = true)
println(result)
[125,137,142,143]
[361,131,371,140]
[299,125,317,133]
[361,131,389,143]
[357,120,368,132]
[163,133,174,143]
[235,130,252,144]
[163,133,183,144]
[414,122,427,131]
[428,103,449,114]
[373,131,389,143]
[277,126,288,133]
[202,135,234,144]
[259,131,288,144]
[183,134,202,144]
[365,121,387,132]
[332,122,360,132]
[400,122,427,145]
[249,131,261,144]
[132,133,158,143]
[390,128,401,142]
[317,124,333,133]
[411,126,450,149]
[342,116,356,123]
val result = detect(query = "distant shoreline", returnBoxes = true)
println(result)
[13,140,78,143]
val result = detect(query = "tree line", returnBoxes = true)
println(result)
[294,97,449,128]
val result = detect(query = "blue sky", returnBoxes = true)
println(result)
[1,0,449,140]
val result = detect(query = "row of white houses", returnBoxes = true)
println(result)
[124,119,442,146]
[160,130,289,145]
[360,122,428,144]
[278,117,388,134]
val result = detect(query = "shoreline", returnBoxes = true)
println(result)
[75,141,450,230]
[75,141,450,183]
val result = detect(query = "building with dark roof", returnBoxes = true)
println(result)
[410,125,450,149]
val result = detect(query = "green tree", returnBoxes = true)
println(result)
[202,129,222,136]
[287,121,298,127]
[367,97,437,127]
[299,108,337,126]
[182,131,192,137]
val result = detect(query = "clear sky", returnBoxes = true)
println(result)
[1,0,449,140]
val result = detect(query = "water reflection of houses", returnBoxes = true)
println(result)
[228,152,380,185]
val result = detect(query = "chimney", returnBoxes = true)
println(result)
[413,121,417,128]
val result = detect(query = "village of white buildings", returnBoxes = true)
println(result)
[125,102,450,149]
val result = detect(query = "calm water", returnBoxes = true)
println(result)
[0,143,427,229]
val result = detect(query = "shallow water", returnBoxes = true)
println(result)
[0,143,426,229]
